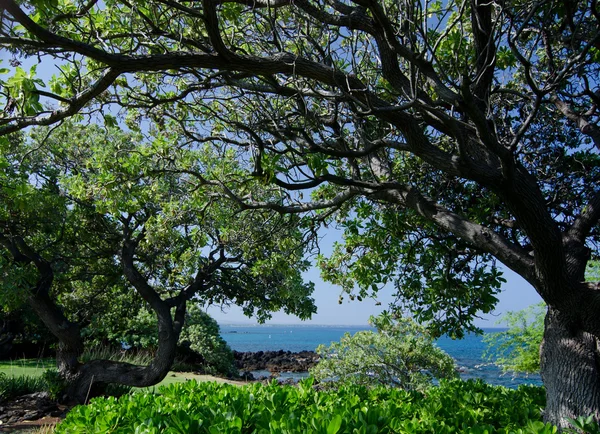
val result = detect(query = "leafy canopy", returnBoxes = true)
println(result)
[0,122,317,384]
[0,0,599,340]
[1,123,316,321]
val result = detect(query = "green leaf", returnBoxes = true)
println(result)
[327,414,343,434]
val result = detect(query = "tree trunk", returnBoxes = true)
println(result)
[62,312,180,403]
[64,356,175,403]
[540,307,600,429]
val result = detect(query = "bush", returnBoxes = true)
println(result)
[40,369,67,400]
[178,307,237,377]
[0,372,47,402]
[311,313,457,391]
[484,303,545,374]
[55,379,553,433]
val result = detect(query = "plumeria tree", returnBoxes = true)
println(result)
[1,0,599,426]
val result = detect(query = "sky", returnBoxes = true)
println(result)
[206,265,542,327]
[206,228,543,327]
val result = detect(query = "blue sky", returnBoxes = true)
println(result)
[207,228,543,327]
[206,265,542,327]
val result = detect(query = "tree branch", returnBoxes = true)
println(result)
[568,190,600,243]
[552,96,600,151]
[0,67,121,136]
[372,187,536,284]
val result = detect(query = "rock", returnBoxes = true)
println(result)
[233,350,319,373]
[0,391,69,427]
[23,410,43,420]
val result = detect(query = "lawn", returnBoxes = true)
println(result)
[0,358,247,390]
[0,359,55,378]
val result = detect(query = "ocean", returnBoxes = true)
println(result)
[219,324,542,388]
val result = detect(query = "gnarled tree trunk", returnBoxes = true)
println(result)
[62,323,179,403]
[29,285,183,403]
[540,307,600,429]
[7,230,190,404]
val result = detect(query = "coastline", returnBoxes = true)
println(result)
[223,326,542,388]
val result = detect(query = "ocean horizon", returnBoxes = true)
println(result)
[218,323,542,388]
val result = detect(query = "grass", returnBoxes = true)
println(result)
[79,346,154,366]
[0,358,247,391]
[0,359,55,379]
[145,371,247,390]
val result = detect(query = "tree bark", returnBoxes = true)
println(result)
[540,307,600,429]
[63,334,178,403]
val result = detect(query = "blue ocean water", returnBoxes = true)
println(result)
[219,324,542,388]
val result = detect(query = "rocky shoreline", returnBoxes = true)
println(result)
[233,350,319,374]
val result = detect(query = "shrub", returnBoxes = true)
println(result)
[40,369,67,400]
[55,378,553,433]
[483,303,545,374]
[178,307,237,377]
[311,313,457,391]
[0,372,47,402]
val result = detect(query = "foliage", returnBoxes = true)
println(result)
[80,304,237,377]
[311,313,457,391]
[0,123,315,396]
[178,306,237,377]
[0,369,65,401]
[565,415,600,434]
[2,0,597,340]
[15,122,316,324]
[319,203,507,338]
[1,0,600,422]
[54,378,553,433]
[484,303,546,374]
[0,371,47,402]
[87,304,239,376]
[40,369,67,400]
[2,0,598,335]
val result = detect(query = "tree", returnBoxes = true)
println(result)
[0,0,599,426]
[485,263,600,375]
[86,303,238,377]
[311,313,457,391]
[0,124,315,401]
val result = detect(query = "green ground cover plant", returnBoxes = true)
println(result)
[55,379,555,433]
